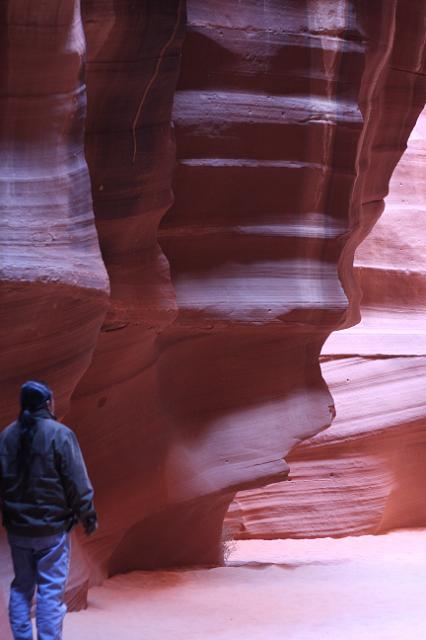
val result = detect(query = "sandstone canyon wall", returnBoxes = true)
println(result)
[226,106,426,539]
[0,4,110,630]
[0,2,110,425]
[1,1,425,627]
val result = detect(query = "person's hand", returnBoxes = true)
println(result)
[84,516,98,536]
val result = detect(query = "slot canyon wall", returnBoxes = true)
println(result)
[0,0,425,629]
[226,106,426,539]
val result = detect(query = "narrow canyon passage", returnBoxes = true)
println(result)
[226,107,426,540]
[63,531,426,640]
[0,1,425,637]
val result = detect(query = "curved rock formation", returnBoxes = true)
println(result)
[0,0,425,626]
[157,0,426,551]
[0,1,110,421]
[227,105,426,540]
[0,3,110,631]
[62,0,186,589]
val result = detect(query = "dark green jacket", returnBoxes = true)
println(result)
[0,408,96,536]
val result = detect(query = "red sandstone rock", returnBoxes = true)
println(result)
[0,1,425,625]
[0,1,110,422]
[157,0,426,554]
[0,1,109,634]
[227,106,426,540]
[61,0,186,584]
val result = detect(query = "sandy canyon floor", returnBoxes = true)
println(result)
[63,530,425,640]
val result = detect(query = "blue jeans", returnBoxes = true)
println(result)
[7,531,71,640]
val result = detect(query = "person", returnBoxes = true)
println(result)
[0,380,98,640]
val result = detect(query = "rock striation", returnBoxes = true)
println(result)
[158,0,426,550]
[0,2,110,633]
[227,106,426,540]
[58,0,186,599]
[0,0,425,626]
[0,1,110,422]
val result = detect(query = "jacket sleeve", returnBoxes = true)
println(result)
[56,429,97,525]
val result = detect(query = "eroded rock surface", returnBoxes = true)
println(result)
[227,107,426,540]
[60,0,186,600]
[0,1,110,421]
[159,0,426,550]
[0,1,425,626]
[0,3,110,633]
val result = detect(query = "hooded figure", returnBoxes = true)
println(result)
[20,380,52,412]
[0,381,98,640]
[17,381,53,490]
